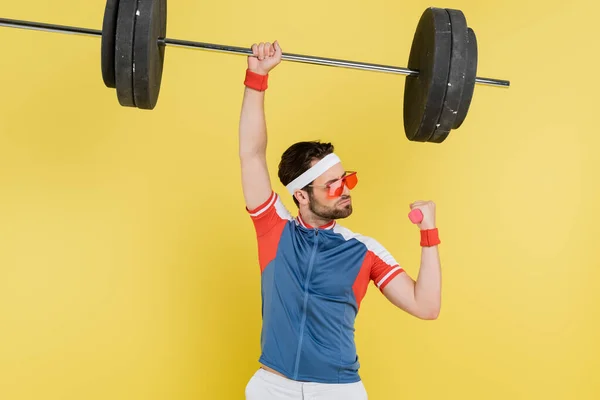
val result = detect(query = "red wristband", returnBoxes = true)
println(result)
[420,228,441,247]
[244,69,269,91]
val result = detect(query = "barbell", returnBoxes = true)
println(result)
[0,0,510,143]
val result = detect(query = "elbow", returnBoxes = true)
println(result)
[421,310,440,320]
[238,149,255,160]
[239,148,265,161]
[418,305,441,320]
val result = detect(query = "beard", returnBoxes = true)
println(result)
[308,193,353,220]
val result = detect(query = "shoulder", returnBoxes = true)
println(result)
[246,191,294,238]
[333,224,397,263]
[332,224,387,250]
[247,191,293,221]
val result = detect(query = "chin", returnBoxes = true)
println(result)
[333,205,353,219]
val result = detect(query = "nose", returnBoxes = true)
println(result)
[342,183,351,196]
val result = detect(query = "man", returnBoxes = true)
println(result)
[239,41,442,400]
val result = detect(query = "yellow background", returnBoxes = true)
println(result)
[1,0,598,398]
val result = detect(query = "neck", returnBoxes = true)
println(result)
[298,209,333,229]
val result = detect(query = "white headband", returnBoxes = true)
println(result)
[285,153,341,195]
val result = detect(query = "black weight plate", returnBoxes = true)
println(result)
[403,7,452,142]
[428,8,469,143]
[101,0,119,88]
[115,0,137,107]
[133,0,167,110]
[453,28,478,129]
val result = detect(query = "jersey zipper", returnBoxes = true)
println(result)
[292,228,319,379]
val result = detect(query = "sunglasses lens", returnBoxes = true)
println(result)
[326,173,358,197]
[345,173,358,189]
[328,180,344,197]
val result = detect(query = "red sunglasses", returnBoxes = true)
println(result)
[309,171,358,198]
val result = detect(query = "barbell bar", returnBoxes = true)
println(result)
[0,16,508,85]
[0,1,510,143]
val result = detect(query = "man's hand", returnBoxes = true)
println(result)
[409,200,436,230]
[248,41,283,75]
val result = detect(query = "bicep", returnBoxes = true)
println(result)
[240,154,273,211]
[366,240,422,319]
[381,272,421,317]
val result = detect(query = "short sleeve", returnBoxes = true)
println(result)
[368,240,404,291]
[246,191,293,236]
[246,191,293,272]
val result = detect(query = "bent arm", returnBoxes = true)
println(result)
[382,245,441,320]
[239,86,272,211]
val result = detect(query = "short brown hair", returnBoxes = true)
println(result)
[278,141,335,207]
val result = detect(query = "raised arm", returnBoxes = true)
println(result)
[239,41,283,211]
[381,201,442,320]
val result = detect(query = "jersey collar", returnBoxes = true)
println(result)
[296,214,336,230]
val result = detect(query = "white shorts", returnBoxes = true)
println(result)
[245,368,368,400]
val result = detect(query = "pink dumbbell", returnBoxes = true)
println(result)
[408,209,423,224]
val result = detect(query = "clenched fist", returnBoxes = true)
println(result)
[410,200,436,230]
[248,41,283,75]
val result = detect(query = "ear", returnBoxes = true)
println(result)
[294,190,310,205]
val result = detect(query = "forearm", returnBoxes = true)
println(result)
[239,87,267,158]
[414,245,442,319]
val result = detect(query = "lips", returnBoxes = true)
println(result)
[338,198,351,206]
